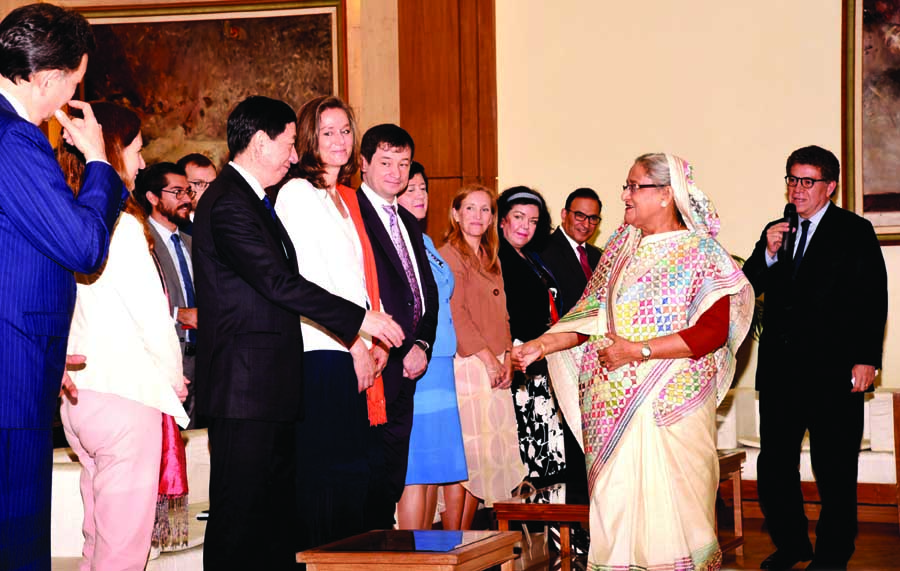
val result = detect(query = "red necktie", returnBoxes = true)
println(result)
[577,245,592,280]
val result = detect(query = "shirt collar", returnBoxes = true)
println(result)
[804,200,830,227]
[560,227,583,249]
[0,88,30,122]
[229,161,267,201]
[148,216,177,242]
[360,181,397,210]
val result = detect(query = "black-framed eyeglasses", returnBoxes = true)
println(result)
[784,175,827,189]
[188,180,211,191]
[160,187,196,200]
[566,209,601,225]
[622,183,665,193]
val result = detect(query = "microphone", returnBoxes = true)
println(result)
[780,203,798,259]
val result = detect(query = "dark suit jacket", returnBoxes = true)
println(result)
[743,202,887,393]
[0,94,123,429]
[149,225,196,423]
[356,188,438,403]
[539,227,601,316]
[192,164,366,421]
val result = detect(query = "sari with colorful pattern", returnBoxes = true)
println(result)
[546,155,753,571]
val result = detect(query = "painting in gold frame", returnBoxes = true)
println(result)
[76,1,344,167]
[843,0,900,244]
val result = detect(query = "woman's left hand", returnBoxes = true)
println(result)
[495,355,513,390]
[597,332,641,371]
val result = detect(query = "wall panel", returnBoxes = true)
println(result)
[399,0,497,240]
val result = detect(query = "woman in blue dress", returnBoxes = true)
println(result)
[396,162,468,530]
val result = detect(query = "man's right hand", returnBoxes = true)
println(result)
[177,308,198,329]
[765,221,790,258]
[360,311,404,348]
[54,100,107,163]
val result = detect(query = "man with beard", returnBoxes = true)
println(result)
[176,153,218,235]
[135,162,199,425]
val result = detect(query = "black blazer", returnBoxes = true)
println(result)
[357,188,438,402]
[743,202,887,393]
[192,165,366,421]
[539,227,601,316]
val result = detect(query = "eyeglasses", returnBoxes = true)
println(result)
[160,187,196,200]
[622,183,665,193]
[566,209,601,225]
[784,175,828,189]
[188,180,211,191]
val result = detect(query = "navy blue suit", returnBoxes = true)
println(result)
[0,94,123,570]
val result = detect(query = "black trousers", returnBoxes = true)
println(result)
[295,351,371,551]
[205,417,299,571]
[365,374,415,530]
[757,387,864,567]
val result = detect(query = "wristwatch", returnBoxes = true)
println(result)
[414,340,430,352]
[640,342,652,362]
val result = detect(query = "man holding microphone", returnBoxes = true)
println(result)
[743,145,887,571]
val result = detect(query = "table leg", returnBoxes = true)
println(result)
[732,469,743,558]
[499,518,515,571]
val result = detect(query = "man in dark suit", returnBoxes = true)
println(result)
[540,187,602,315]
[743,146,887,571]
[135,162,200,426]
[356,124,438,528]
[192,97,403,570]
[0,5,126,569]
[536,188,601,549]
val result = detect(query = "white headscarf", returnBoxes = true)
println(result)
[666,153,720,238]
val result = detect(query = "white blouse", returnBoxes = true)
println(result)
[275,178,369,353]
[67,212,188,427]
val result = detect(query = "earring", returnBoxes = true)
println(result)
[660,201,668,207]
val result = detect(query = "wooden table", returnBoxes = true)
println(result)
[493,484,587,571]
[716,449,747,557]
[493,449,747,570]
[296,530,521,571]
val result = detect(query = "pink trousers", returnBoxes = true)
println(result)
[61,390,162,571]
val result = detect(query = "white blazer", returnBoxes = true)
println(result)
[67,212,188,427]
[275,178,369,353]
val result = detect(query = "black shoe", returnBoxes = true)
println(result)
[759,549,813,570]
[805,559,847,571]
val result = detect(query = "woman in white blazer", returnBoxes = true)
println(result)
[59,102,188,571]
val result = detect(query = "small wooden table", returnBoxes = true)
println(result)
[493,484,587,571]
[296,530,521,571]
[716,449,747,557]
[493,449,747,570]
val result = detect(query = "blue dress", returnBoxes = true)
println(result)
[405,235,468,485]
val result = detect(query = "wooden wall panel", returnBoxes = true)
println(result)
[399,0,497,241]
[423,178,461,243]
[398,0,462,178]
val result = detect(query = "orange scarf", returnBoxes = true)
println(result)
[337,184,387,425]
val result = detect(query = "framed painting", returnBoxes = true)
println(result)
[843,0,900,244]
[75,1,345,166]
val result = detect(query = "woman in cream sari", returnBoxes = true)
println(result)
[514,154,752,571]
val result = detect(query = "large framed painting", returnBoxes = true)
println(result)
[844,0,900,243]
[76,1,344,166]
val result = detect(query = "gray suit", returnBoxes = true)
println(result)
[149,225,196,425]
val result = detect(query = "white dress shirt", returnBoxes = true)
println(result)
[148,216,192,317]
[764,201,830,267]
[359,182,425,305]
